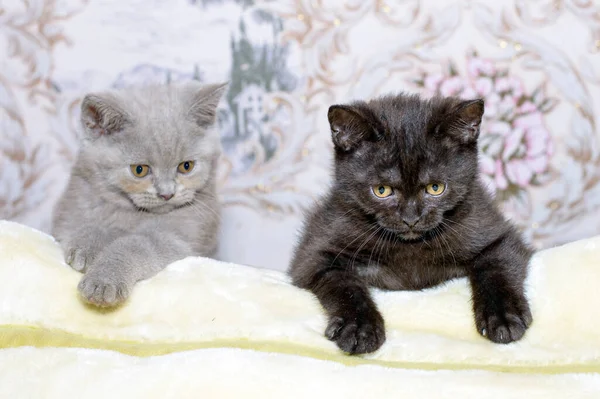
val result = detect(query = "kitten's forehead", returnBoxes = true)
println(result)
[355,95,461,187]
[109,85,215,165]
[371,133,439,187]
[373,149,437,187]
[117,116,200,165]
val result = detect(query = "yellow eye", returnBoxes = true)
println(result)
[177,161,195,174]
[372,185,393,198]
[130,164,149,178]
[426,182,446,196]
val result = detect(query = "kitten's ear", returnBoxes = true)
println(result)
[188,82,228,127]
[447,99,484,144]
[80,93,130,138]
[328,105,379,152]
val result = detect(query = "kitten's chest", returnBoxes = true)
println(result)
[97,206,205,242]
[356,238,467,290]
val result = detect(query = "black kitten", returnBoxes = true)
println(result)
[289,93,533,355]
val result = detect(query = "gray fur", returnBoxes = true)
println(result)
[52,82,226,307]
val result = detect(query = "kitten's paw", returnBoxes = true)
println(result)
[325,312,386,355]
[475,297,532,344]
[62,242,100,272]
[64,247,93,272]
[78,273,131,308]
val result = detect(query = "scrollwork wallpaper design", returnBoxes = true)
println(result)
[1,0,599,270]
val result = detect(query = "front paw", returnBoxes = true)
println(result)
[78,272,131,308]
[475,296,532,344]
[325,311,386,355]
[63,245,96,272]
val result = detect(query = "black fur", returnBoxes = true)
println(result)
[289,93,533,355]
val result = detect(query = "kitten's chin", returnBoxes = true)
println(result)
[378,224,428,241]
[398,231,423,241]
[129,198,185,214]
[140,205,176,214]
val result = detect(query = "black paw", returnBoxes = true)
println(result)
[325,311,386,355]
[475,296,532,344]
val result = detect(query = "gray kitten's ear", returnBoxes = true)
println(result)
[80,93,130,138]
[188,82,228,127]
[328,105,379,152]
[447,99,484,144]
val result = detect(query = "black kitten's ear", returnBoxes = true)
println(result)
[80,93,131,138]
[188,82,228,127]
[447,99,484,144]
[328,105,379,152]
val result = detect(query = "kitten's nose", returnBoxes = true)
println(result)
[159,193,174,201]
[402,217,420,228]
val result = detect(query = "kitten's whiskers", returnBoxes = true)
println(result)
[444,218,478,236]
[349,226,382,273]
[188,201,220,222]
[368,228,388,268]
[329,222,379,268]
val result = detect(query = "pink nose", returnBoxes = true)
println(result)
[160,193,174,201]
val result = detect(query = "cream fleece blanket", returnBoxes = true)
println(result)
[0,220,599,398]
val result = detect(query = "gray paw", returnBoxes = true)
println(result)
[78,273,131,307]
[64,246,94,272]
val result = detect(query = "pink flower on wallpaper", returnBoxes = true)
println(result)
[439,76,464,97]
[424,73,444,92]
[474,77,493,97]
[494,76,524,98]
[413,54,557,200]
[467,57,495,77]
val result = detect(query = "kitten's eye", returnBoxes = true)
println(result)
[426,182,446,196]
[130,164,150,178]
[177,161,195,174]
[372,185,393,198]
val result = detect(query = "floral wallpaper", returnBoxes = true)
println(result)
[1,0,600,271]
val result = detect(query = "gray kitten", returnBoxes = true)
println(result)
[52,82,226,307]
